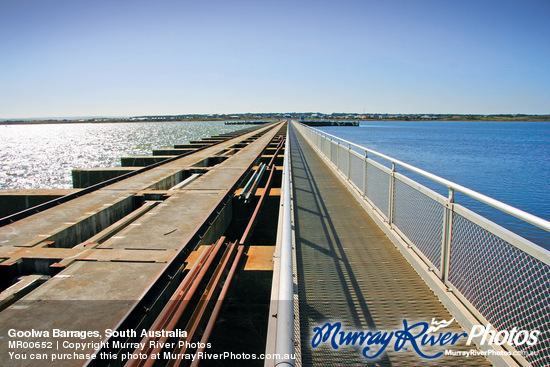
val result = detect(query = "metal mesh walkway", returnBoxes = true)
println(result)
[290,126,491,366]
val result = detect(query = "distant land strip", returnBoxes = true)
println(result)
[1,113,549,125]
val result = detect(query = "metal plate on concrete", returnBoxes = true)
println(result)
[0,261,165,366]
[244,246,275,271]
[24,260,164,301]
[100,190,226,250]
[0,192,135,249]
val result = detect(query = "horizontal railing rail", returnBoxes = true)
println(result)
[274,127,295,367]
[302,124,550,233]
[294,121,550,367]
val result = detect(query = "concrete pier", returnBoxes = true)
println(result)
[72,167,140,188]
[120,156,173,167]
[152,148,196,156]
[174,144,209,149]
[0,189,79,218]
[0,122,284,366]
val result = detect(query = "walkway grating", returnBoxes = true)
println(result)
[290,125,491,366]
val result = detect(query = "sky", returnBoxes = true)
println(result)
[0,0,549,118]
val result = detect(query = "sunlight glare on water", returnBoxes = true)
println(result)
[318,120,550,247]
[0,121,247,189]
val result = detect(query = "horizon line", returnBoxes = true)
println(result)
[3,112,550,122]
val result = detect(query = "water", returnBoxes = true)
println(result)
[318,121,550,248]
[0,121,247,189]
[1,120,548,247]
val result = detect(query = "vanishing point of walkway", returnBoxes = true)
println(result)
[290,125,490,366]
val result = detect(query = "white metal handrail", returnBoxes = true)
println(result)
[303,124,550,233]
[274,127,295,367]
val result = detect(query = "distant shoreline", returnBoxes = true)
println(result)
[0,119,270,126]
[1,114,549,125]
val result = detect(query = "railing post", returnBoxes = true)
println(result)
[388,162,396,225]
[347,143,351,179]
[336,141,340,169]
[363,151,368,197]
[440,188,454,285]
[317,132,321,151]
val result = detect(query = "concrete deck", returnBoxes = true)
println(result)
[0,123,283,366]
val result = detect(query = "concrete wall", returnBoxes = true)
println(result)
[0,190,79,218]
[120,156,172,167]
[72,168,138,188]
[47,194,137,248]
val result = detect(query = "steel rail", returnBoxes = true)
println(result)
[176,137,281,365]
[240,167,276,246]
[167,241,239,367]
[127,134,284,366]
[175,156,279,364]
[126,237,226,367]
[275,128,295,367]
[189,244,245,367]
[267,137,285,167]
[298,122,550,232]
[244,163,267,203]
[84,123,284,367]
[239,164,263,199]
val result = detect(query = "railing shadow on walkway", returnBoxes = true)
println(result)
[290,127,393,367]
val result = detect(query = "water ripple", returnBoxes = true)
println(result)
[0,121,247,189]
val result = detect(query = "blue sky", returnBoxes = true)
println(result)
[1,0,549,118]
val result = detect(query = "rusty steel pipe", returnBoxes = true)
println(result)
[190,244,245,367]
[167,241,239,367]
[244,163,267,203]
[141,238,226,366]
[127,237,226,367]
[125,132,286,366]
[267,138,285,167]
[239,163,276,246]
